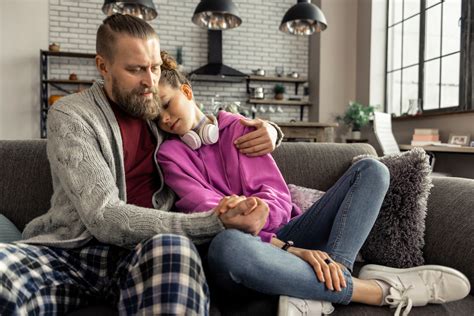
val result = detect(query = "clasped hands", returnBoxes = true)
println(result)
[215,195,269,236]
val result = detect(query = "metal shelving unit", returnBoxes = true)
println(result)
[40,50,96,138]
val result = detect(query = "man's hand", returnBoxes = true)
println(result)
[215,195,253,215]
[234,118,278,156]
[219,197,269,235]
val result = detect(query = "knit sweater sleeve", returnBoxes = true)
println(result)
[46,108,224,247]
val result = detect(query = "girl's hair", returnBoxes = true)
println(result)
[160,51,191,89]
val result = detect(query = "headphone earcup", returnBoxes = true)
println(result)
[180,130,202,150]
[200,123,219,145]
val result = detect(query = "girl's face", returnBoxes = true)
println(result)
[158,83,200,136]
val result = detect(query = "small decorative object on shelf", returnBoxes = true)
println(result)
[274,83,285,100]
[48,43,60,52]
[336,101,375,140]
[69,73,78,81]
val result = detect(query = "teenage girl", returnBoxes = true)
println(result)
[155,51,470,316]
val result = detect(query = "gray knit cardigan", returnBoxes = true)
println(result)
[22,81,225,248]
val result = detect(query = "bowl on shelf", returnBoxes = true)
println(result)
[48,43,60,52]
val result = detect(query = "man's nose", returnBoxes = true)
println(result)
[141,68,157,87]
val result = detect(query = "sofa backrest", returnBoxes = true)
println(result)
[0,140,376,231]
[0,140,52,230]
[273,142,377,191]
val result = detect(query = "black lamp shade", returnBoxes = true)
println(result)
[280,0,327,35]
[102,0,157,21]
[192,0,242,30]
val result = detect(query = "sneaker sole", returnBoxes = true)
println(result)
[278,296,290,316]
[359,264,471,295]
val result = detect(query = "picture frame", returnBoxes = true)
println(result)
[448,134,471,146]
[470,141,474,147]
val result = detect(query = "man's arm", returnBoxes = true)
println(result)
[46,108,225,247]
[234,118,284,156]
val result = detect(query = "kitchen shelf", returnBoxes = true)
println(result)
[246,75,310,120]
[247,75,307,83]
[42,51,96,59]
[40,49,97,138]
[44,79,95,84]
[247,99,311,106]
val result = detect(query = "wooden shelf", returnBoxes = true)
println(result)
[45,79,95,85]
[248,98,311,106]
[276,122,338,128]
[40,50,95,59]
[399,144,474,154]
[247,75,307,83]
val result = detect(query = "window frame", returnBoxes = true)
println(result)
[384,0,473,116]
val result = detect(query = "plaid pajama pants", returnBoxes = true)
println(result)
[0,234,209,315]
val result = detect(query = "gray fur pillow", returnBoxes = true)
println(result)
[353,148,433,268]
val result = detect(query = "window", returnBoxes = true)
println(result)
[385,0,473,116]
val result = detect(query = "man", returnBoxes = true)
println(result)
[0,14,281,315]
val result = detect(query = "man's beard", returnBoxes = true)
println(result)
[111,78,161,120]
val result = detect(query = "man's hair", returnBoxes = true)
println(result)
[96,14,158,62]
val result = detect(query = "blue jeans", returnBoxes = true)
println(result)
[207,158,390,305]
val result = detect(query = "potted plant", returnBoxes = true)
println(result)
[337,101,375,139]
[274,84,285,100]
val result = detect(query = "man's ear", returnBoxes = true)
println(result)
[96,55,108,76]
[180,84,193,100]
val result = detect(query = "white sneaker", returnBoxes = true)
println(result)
[278,296,334,316]
[359,264,471,316]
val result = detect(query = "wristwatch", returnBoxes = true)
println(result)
[281,240,294,251]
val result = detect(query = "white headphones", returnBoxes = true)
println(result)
[180,115,219,150]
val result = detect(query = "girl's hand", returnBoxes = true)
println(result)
[215,195,248,214]
[288,247,347,292]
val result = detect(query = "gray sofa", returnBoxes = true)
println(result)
[1,140,473,315]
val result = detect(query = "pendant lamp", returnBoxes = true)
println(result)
[192,0,242,30]
[102,0,158,21]
[280,0,327,35]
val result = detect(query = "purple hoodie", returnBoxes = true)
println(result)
[157,111,301,242]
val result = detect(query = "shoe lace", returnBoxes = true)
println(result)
[429,277,446,304]
[297,300,334,315]
[385,285,414,316]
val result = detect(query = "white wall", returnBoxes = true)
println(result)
[309,0,358,139]
[0,0,48,139]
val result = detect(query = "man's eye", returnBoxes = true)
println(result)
[129,68,141,73]
[162,103,169,110]
[152,66,160,74]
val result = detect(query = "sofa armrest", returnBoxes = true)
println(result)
[424,176,474,293]
[273,143,377,191]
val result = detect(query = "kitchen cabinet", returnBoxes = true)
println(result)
[40,50,96,138]
[246,75,310,120]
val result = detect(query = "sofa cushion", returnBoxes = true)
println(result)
[0,214,22,243]
[354,148,432,268]
[288,184,325,212]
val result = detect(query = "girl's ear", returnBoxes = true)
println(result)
[180,84,193,101]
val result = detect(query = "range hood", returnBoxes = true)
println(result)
[188,30,246,82]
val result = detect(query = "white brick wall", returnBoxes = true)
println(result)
[48,0,309,121]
